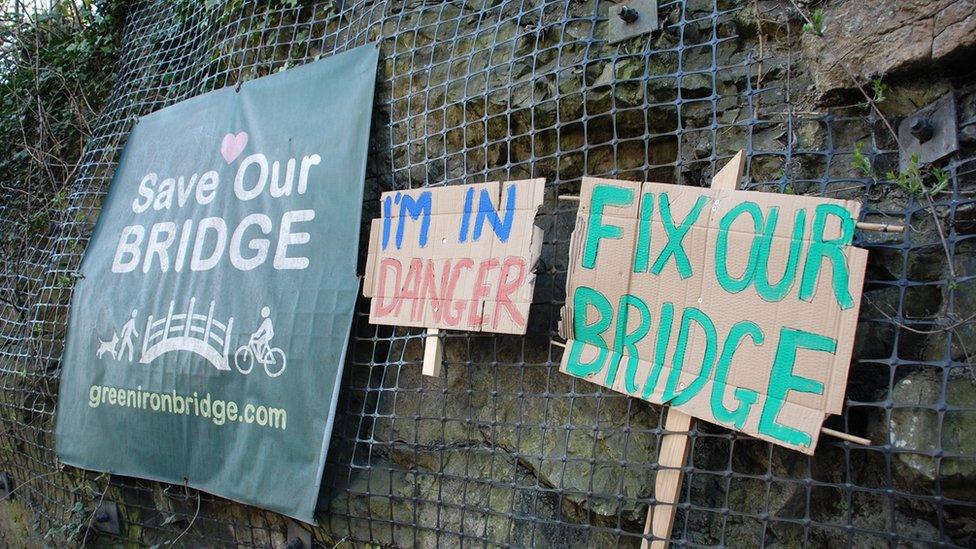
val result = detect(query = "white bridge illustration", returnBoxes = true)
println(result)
[96,298,286,376]
[139,298,234,371]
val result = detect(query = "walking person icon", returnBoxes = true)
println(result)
[118,309,140,362]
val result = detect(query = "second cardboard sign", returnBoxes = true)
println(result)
[558,169,867,454]
[363,179,546,375]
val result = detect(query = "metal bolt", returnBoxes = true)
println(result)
[619,6,639,24]
[909,117,934,143]
[96,512,110,523]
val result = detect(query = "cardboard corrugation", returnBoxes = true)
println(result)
[559,177,868,455]
[364,179,545,335]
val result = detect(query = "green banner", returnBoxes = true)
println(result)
[55,44,378,522]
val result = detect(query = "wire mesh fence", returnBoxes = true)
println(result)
[1,0,975,546]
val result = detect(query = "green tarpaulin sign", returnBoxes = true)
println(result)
[55,44,378,522]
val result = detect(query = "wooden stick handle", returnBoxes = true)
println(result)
[422,329,443,377]
[643,152,740,548]
[643,409,694,549]
[820,427,871,446]
[855,221,904,233]
[556,152,875,548]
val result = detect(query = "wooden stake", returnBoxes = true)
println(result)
[556,153,872,546]
[642,151,745,548]
[820,427,871,446]
[855,221,904,233]
[422,328,443,377]
[643,409,694,549]
[639,421,869,549]
[546,335,870,548]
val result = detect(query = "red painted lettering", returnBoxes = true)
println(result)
[418,259,439,323]
[374,257,402,317]
[493,256,527,329]
[440,258,473,327]
[400,258,424,320]
[468,258,499,328]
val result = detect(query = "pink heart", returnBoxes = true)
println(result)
[220,131,248,163]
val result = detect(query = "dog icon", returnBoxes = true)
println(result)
[96,332,119,360]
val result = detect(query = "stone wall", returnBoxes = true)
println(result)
[323,1,976,546]
[1,0,974,546]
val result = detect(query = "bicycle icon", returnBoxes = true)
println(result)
[234,341,287,377]
[233,306,287,377]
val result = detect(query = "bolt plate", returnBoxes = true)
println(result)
[898,93,958,170]
[608,0,659,44]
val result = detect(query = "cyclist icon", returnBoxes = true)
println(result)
[234,306,287,377]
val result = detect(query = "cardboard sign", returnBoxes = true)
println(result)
[363,180,545,335]
[55,45,378,522]
[559,176,867,454]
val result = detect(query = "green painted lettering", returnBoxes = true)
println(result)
[613,294,651,394]
[758,327,836,448]
[715,201,763,293]
[566,286,613,377]
[755,208,805,302]
[710,321,763,429]
[642,302,674,400]
[663,307,717,405]
[633,193,655,272]
[799,204,855,309]
[651,194,708,279]
[583,185,634,269]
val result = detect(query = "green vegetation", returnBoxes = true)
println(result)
[853,141,950,198]
[801,7,826,36]
[0,0,124,252]
[858,76,888,110]
[0,3,123,543]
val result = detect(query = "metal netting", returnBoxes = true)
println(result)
[2,0,975,546]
